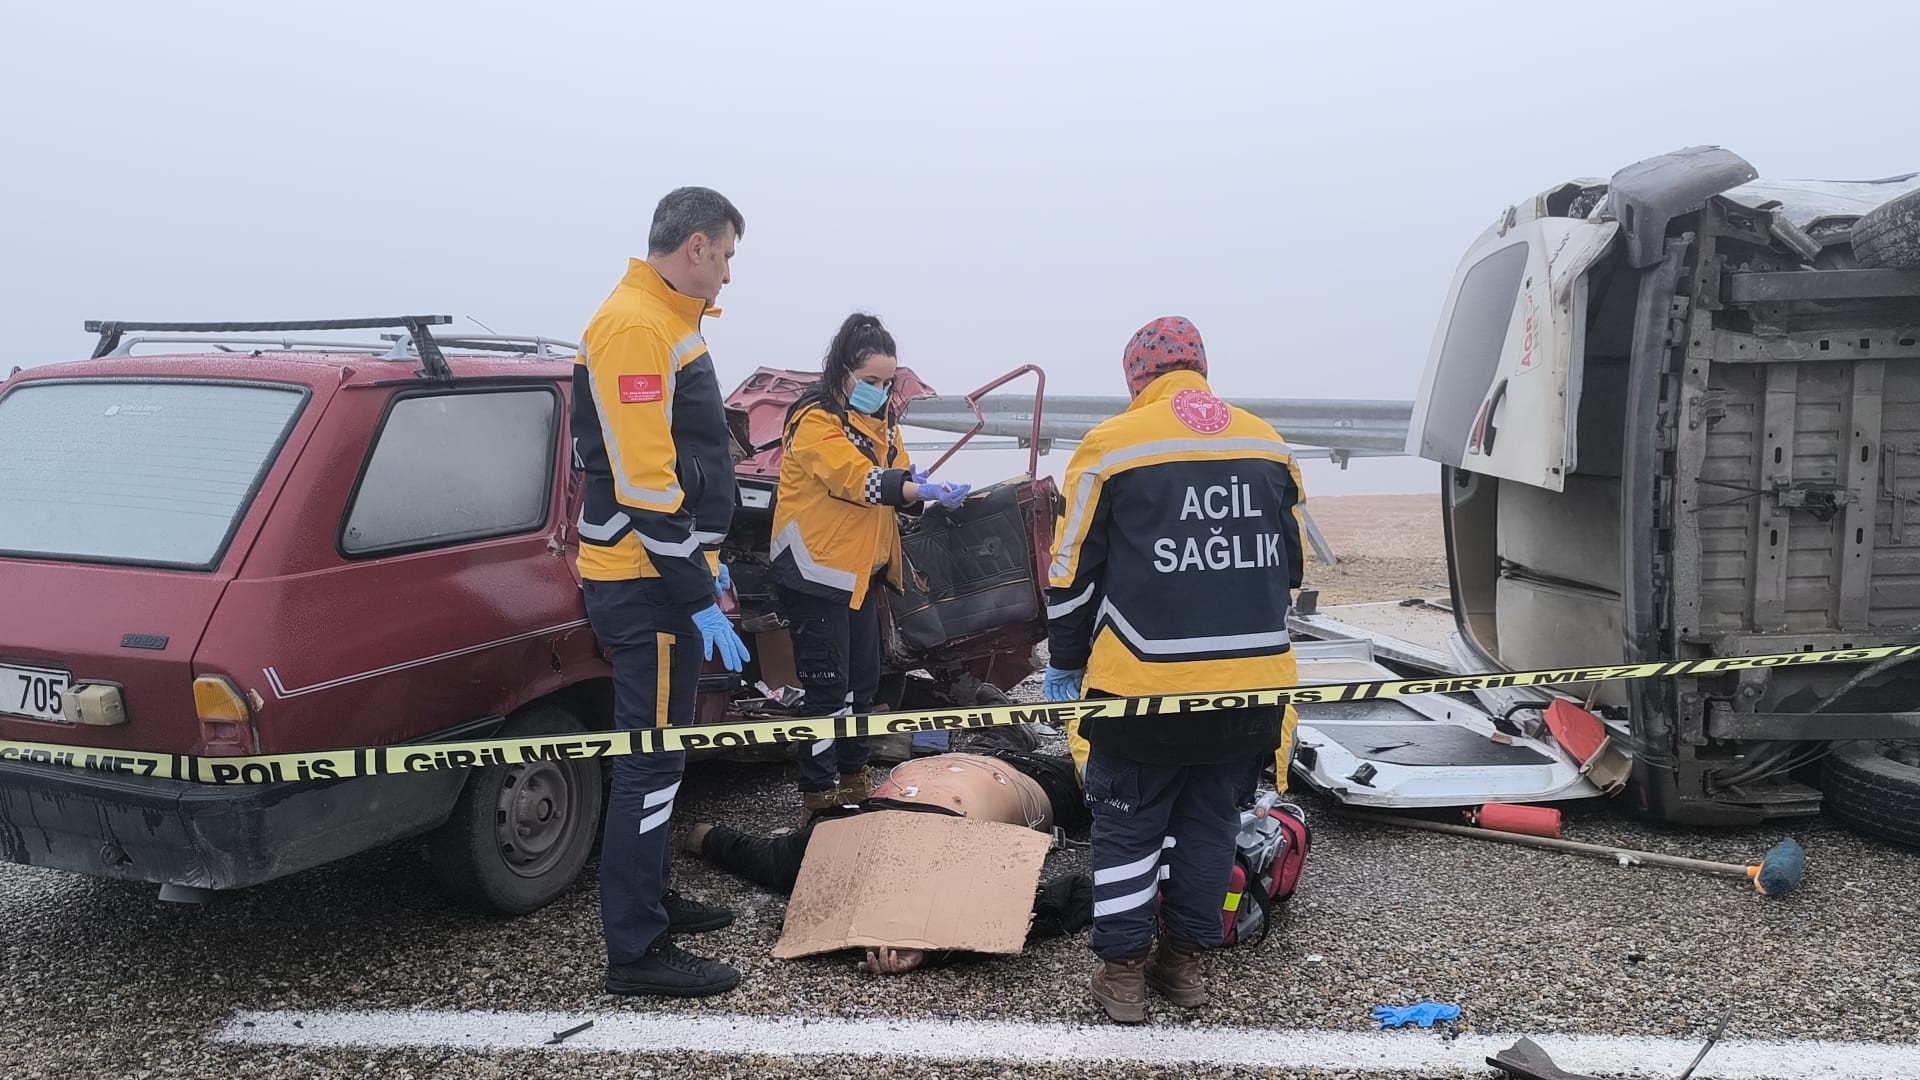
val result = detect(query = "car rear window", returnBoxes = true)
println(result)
[0,380,305,569]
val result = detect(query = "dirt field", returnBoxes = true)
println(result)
[1301,493,1448,606]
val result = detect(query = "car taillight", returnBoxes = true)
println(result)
[193,675,255,754]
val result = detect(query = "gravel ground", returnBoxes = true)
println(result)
[5,702,1917,1079]
[5,502,1917,1079]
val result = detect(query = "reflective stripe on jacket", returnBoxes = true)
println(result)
[571,259,734,610]
[768,394,915,609]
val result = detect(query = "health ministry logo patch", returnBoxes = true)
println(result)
[1172,389,1230,434]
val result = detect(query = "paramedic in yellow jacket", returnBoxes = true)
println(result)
[573,187,752,1000]
[769,313,970,817]
[1042,316,1307,1023]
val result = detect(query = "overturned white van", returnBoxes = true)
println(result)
[1407,146,1920,838]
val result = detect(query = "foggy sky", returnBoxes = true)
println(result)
[3,0,1913,496]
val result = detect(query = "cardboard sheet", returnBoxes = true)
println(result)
[771,811,1050,960]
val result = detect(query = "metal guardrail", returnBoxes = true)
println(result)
[903,394,1414,455]
[900,393,1414,565]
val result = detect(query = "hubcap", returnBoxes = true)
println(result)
[495,760,578,878]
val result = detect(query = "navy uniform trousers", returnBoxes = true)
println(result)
[775,581,882,793]
[581,578,701,966]
[1083,742,1243,959]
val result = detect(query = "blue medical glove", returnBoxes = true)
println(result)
[1042,666,1084,703]
[910,465,931,485]
[692,603,750,672]
[922,481,971,509]
[1372,1002,1461,1030]
[714,561,732,598]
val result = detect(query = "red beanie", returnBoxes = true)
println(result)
[1122,316,1207,395]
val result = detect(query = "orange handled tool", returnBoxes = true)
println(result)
[1348,812,1806,897]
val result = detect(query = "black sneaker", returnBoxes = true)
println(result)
[606,940,741,997]
[663,889,735,934]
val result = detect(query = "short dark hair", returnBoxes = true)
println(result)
[648,187,744,256]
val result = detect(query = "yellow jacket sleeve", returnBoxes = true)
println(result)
[786,406,914,507]
[582,325,684,514]
[1044,433,1112,672]
[1285,455,1309,589]
[579,323,713,606]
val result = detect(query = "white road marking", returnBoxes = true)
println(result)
[216,1009,1918,1078]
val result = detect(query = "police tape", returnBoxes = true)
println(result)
[4,642,1917,785]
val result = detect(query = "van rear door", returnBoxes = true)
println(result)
[1406,211,1618,492]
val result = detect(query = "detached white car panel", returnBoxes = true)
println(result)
[1288,639,1601,808]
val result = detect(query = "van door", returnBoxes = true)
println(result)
[1406,212,1619,492]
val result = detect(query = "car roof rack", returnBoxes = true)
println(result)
[413,334,578,359]
[99,335,399,355]
[85,316,459,379]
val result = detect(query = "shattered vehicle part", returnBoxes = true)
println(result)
[1288,598,1460,675]
[1288,640,1600,808]
[1487,1037,1600,1080]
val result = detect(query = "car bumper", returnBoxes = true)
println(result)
[0,757,466,891]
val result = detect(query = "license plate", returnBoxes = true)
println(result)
[1,662,71,723]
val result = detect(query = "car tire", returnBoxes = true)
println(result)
[1850,189,1920,270]
[1822,739,1920,848]
[427,704,606,915]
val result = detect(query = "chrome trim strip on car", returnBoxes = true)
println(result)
[262,619,594,699]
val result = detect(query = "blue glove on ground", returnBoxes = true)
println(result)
[1042,666,1084,703]
[1373,1002,1461,1030]
[692,603,749,672]
[922,481,972,509]
[714,562,732,598]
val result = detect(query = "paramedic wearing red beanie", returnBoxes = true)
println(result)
[1043,316,1308,1023]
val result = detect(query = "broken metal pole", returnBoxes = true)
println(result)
[1298,506,1337,565]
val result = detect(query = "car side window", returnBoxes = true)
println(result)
[342,388,557,556]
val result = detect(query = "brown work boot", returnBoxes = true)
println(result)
[1145,935,1207,1007]
[800,789,840,825]
[835,768,875,805]
[1089,945,1151,1023]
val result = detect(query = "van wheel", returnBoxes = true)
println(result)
[427,705,606,914]
[1850,189,1920,270]
[1822,739,1920,848]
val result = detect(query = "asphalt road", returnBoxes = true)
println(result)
[4,717,1918,1079]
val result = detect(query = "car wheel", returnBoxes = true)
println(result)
[1822,739,1920,848]
[1850,189,1920,270]
[427,704,606,914]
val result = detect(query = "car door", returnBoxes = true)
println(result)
[202,380,589,753]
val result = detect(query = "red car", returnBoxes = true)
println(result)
[0,317,1054,912]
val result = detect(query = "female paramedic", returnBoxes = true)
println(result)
[767,312,970,818]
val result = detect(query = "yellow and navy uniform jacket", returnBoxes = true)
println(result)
[768,391,916,610]
[1048,369,1307,768]
[571,259,735,613]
